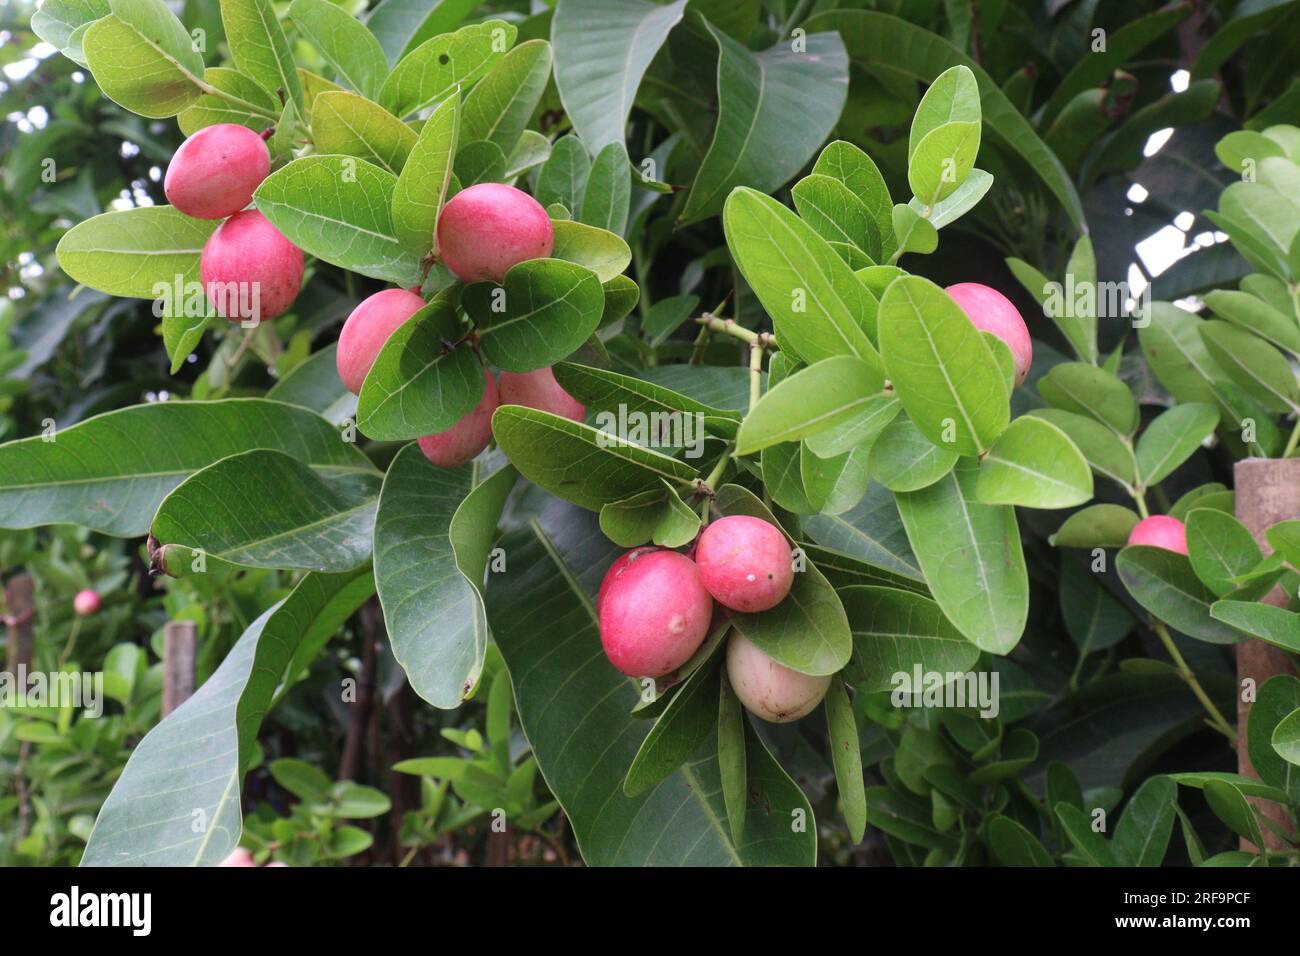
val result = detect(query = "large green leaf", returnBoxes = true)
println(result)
[1112,775,1177,867]
[1249,676,1300,800]
[487,507,815,865]
[0,399,368,536]
[392,92,459,258]
[461,39,553,156]
[83,0,204,118]
[311,91,417,175]
[551,0,688,155]
[375,446,515,709]
[736,356,884,455]
[681,24,848,224]
[976,415,1092,509]
[151,449,381,572]
[1116,546,1248,645]
[723,187,878,367]
[56,207,218,298]
[553,362,741,437]
[805,10,1084,229]
[379,19,515,118]
[1136,403,1219,487]
[879,275,1009,456]
[289,0,388,100]
[365,0,481,65]
[81,569,374,865]
[255,155,424,286]
[221,0,304,111]
[895,460,1027,653]
[492,405,698,510]
[841,585,980,693]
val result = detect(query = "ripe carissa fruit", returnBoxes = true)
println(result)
[945,282,1033,386]
[498,368,585,422]
[201,210,304,323]
[436,182,554,284]
[1127,515,1188,555]
[164,124,270,220]
[598,549,713,678]
[336,288,425,394]
[417,368,499,467]
[597,546,659,615]
[695,515,793,613]
[218,848,257,867]
[73,589,100,616]
[726,632,830,723]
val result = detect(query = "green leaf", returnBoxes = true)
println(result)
[599,482,701,548]
[461,39,553,157]
[1038,362,1139,435]
[393,92,459,258]
[908,168,992,230]
[793,174,880,259]
[151,449,381,572]
[380,20,515,119]
[1272,707,1300,769]
[800,443,870,515]
[624,655,722,796]
[551,0,688,155]
[553,362,740,437]
[1268,520,1300,567]
[1203,780,1264,849]
[840,585,979,693]
[976,415,1092,509]
[221,0,304,111]
[81,569,374,865]
[550,219,632,283]
[267,344,358,426]
[1204,289,1300,357]
[1186,509,1263,598]
[289,0,388,100]
[464,259,605,372]
[986,814,1053,866]
[1007,255,1094,363]
[1210,601,1300,652]
[580,142,633,236]
[1050,504,1140,548]
[1054,803,1116,866]
[492,405,697,511]
[718,674,747,847]
[896,461,1027,653]
[1117,546,1247,645]
[736,357,883,455]
[804,395,899,459]
[1027,408,1137,488]
[535,136,591,212]
[1168,771,1293,805]
[1060,558,1132,655]
[723,187,879,367]
[31,0,109,62]
[813,140,893,255]
[311,91,417,175]
[714,484,852,676]
[375,446,514,708]
[488,508,815,864]
[83,0,204,118]
[56,206,218,298]
[890,204,938,257]
[1136,403,1218,487]
[1199,320,1299,413]
[256,155,423,286]
[879,275,1009,456]
[365,0,481,65]
[0,399,369,536]
[178,67,277,136]
[909,121,980,207]
[867,415,958,492]
[682,24,849,224]
[271,757,332,801]
[1112,775,1177,867]
[824,675,866,842]
[806,9,1085,229]
[865,787,950,850]
[356,301,484,441]
[1249,676,1300,798]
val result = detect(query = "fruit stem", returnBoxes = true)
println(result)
[748,341,763,413]
[1152,619,1236,743]
[694,315,777,351]
[700,444,733,493]
[1283,416,1300,458]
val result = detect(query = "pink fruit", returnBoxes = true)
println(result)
[726,632,830,723]
[436,182,554,284]
[1127,515,1188,555]
[597,546,660,616]
[498,368,585,422]
[417,367,499,467]
[695,515,793,613]
[945,282,1033,386]
[598,550,713,677]
[73,589,100,616]
[202,210,304,323]
[165,124,270,220]
[336,288,426,394]
[218,848,257,867]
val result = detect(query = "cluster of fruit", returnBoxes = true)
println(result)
[164,124,584,468]
[598,515,830,723]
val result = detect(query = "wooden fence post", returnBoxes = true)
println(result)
[1233,458,1300,850]
[162,620,197,717]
